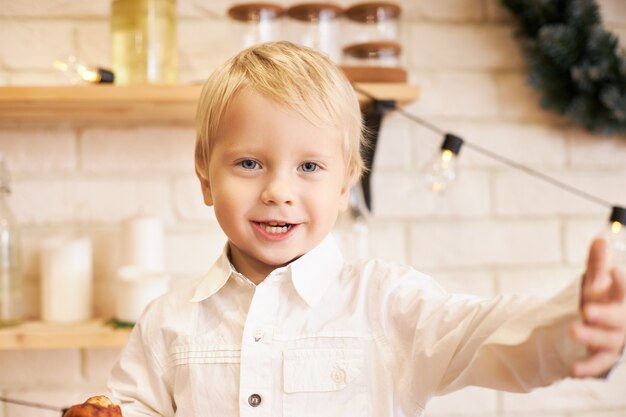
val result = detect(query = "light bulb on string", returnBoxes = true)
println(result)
[602,206,626,270]
[52,55,114,84]
[423,133,463,194]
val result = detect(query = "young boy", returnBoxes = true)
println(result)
[108,41,626,417]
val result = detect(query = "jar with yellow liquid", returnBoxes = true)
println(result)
[111,0,178,84]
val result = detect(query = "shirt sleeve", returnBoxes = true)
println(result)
[108,308,175,417]
[377,267,587,407]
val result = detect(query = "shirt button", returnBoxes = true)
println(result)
[248,393,262,407]
[331,368,346,384]
[253,329,264,342]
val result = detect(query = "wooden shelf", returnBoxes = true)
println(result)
[0,67,419,350]
[0,320,131,350]
[0,82,419,125]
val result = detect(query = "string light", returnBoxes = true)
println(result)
[351,84,622,227]
[423,133,463,194]
[53,55,114,84]
[605,206,626,268]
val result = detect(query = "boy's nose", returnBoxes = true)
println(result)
[261,177,294,206]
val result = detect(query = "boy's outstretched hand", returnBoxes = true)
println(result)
[570,238,626,378]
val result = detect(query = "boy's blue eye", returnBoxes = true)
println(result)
[300,162,319,172]
[240,160,258,170]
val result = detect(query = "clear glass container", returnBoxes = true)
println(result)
[228,3,284,50]
[343,2,401,46]
[342,41,401,67]
[285,2,343,63]
[111,0,178,85]
[0,155,22,327]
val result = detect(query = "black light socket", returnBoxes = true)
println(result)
[96,68,115,83]
[609,206,626,225]
[441,133,463,155]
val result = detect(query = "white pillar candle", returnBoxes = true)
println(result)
[121,214,164,272]
[114,265,169,323]
[40,237,92,322]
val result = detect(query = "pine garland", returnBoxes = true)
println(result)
[501,0,626,136]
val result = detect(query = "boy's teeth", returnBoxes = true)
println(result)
[262,223,290,234]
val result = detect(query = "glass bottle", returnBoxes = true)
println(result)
[111,0,178,85]
[0,155,22,327]
[342,40,402,67]
[285,2,343,63]
[227,3,284,50]
[343,2,401,46]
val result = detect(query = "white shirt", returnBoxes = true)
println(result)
[109,235,586,417]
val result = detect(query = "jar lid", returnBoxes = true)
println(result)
[228,3,284,22]
[345,2,401,23]
[286,3,343,22]
[343,41,401,59]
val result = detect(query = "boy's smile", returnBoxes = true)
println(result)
[200,88,351,284]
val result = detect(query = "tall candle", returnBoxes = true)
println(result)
[40,237,92,322]
[121,214,164,272]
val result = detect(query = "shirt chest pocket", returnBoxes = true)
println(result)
[282,348,369,417]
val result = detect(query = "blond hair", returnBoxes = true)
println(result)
[195,41,365,184]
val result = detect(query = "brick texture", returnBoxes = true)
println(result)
[0,127,76,173]
[373,170,491,218]
[0,349,81,386]
[494,170,626,216]
[0,21,74,70]
[409,220,561,268]
[412,0,485,21]
[407,23,524,70]
[172,176,218,222]
[84,348,121,383]
[440,121,568,168]
[11,178,173,225]
[495,72,568,123]
[165,228,227,278]
[568,128,626,168]
[81,126,195,174]
[406,71,500,118]
[0,1,109,16]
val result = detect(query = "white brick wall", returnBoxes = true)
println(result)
[1,1,626,416]
[0,127,76,173]
[407,24,524,70]
[0,350,81,386]
[409,220,562,268]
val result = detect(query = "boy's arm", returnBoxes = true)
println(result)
[108,316,174,417]
[379,268,586,402]
[570,238,626,377]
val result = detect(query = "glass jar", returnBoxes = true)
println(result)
[0,155,22,327]
[343,1,401,46]
[111,0,178,84]
[285,2,343,63]
[228,3,284,50]
[342,41,402,67]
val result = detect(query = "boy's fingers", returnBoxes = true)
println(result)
[583,238,609,292]
[583,303,626,329]
[571,322,624,351]
[570,350,617,378]
[609,266,626,302]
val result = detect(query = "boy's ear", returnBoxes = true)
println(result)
[338,178,352,212]
[195,167,214,206]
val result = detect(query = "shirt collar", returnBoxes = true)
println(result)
[189,234,344,307]
[289,234,344,307]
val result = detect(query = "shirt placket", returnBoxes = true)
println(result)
[238,271,282,417]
